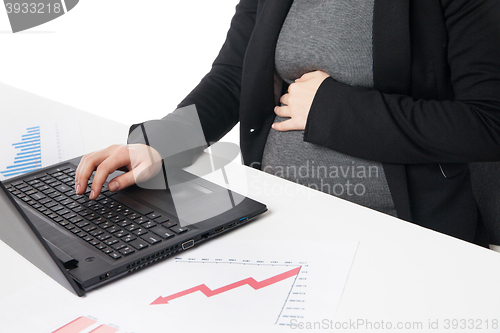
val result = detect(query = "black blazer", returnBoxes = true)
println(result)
[131,0,500,245]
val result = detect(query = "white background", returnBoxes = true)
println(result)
[0,0,240,143]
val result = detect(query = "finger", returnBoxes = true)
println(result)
[107,144,163,193]
[272,119,300,132]
[107,157,162,194]
[280,93,289,105]
[106,170,138,193]
[89,147,132,199]
[75,148,117,195]
[274,105,291,118]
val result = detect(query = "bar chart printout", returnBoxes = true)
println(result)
[51,316,123,333]
[0,126,41,178]
[0,120,84,181]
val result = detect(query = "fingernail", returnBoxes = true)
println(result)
[272,123,276,129]
[108,181,120,192]
[75,184,80,194]
[89,190,95,200]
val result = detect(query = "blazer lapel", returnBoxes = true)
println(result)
[374,0,413,222]
[245,0,294,68]
[240,0,293,136]
[239,0,294,165]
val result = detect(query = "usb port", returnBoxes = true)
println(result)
[239,217,248,223]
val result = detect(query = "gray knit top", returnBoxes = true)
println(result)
[262,0,397,216]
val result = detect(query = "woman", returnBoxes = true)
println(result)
[75,0,500,246]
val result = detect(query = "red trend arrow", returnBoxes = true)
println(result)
[151,266,301,305]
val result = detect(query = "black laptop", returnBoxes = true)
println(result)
[0,156,267,296]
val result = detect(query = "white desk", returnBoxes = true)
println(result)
[1,1,500,329]
[1,88,500,333]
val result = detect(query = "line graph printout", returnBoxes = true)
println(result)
[0,119,84,181]
[150,257,307,327]
[99,240,359,332]
[150,264,302,306]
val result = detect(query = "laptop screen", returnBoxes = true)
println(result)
[0,181,83,296]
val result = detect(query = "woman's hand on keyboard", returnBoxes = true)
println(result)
[75,144,162,200]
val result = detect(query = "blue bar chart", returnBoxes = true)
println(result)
[0,120,84,181]
[0,126,42,178]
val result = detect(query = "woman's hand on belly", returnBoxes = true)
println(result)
[272,70,330,132]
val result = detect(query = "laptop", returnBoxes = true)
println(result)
[0,156,267,296]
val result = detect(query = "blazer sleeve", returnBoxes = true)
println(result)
[128,0,257,159]
[303,0,500,164]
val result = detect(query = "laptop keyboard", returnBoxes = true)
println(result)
[5,167,190,261]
